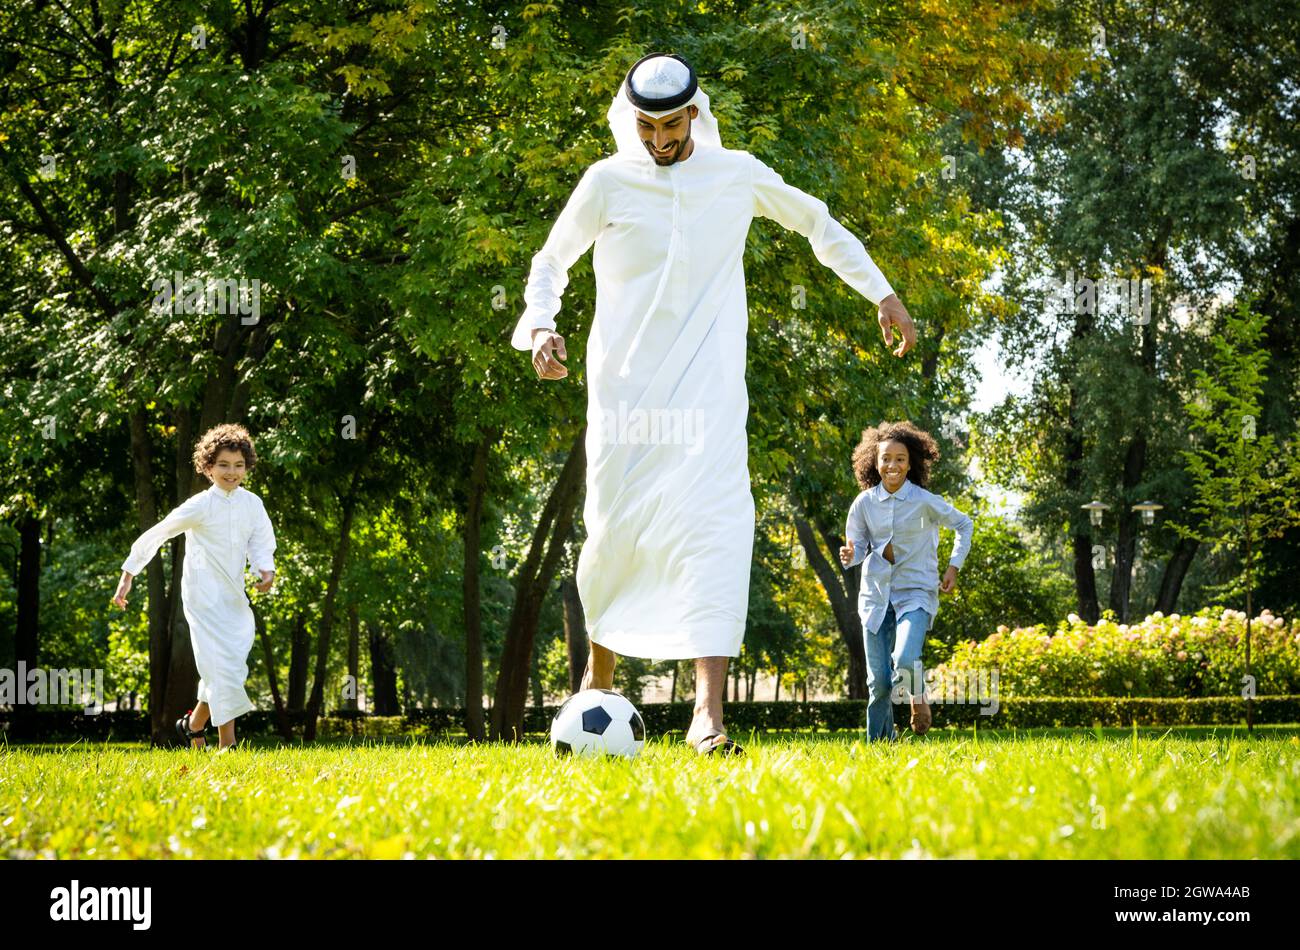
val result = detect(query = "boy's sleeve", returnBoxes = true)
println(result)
[247,498,277,575]
[844,495,871,568]
[121,492,207,576]
[510,164,606,351]
[751,154,895,306]
[927,492,974,569]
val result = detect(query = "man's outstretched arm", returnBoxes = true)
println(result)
[750,154,916,356]
[512,164,606,378]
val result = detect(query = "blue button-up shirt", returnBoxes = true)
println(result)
[843,479,973,636]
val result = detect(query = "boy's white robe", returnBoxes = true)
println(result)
[513,134,894,659]
[122,483,276,725]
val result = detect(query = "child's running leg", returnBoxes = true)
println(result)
[187,702,211,747]
[864,604,898,741]
[890,608,932,732]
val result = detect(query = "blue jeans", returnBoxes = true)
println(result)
[864,603,930,741]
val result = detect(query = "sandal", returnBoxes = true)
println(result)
[693,732,745,756]
[175,710,208,747]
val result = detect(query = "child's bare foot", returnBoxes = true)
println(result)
[909,696,932,735]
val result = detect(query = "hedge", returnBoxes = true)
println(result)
[3,696,1299,741]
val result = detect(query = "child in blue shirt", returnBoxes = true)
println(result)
[839,421,973,740]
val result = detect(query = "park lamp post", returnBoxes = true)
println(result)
[1082,500,1110,527]
[1131,500,1164,525]
[1129,501,1164,616]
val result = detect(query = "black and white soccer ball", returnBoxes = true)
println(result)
[550,689,646,758]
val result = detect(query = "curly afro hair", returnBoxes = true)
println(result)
[851,421,940,490]
[192,423,258,476]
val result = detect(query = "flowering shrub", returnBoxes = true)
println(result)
[932,608,1300,698]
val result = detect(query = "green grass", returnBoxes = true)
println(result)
[3,728,1299,858]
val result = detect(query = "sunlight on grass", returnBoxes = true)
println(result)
[2,730,1298,858]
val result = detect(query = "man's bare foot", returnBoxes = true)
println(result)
[685,711,744,754]
[684,709,722,747]
[580,642,617,691]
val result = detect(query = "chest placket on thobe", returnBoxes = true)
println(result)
[618,165,688,379]
[212,491,245,595]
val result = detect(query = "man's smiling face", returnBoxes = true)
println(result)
[636,104,699,165]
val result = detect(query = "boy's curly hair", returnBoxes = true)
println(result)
[192,423,258,475]
[851,421,940,490]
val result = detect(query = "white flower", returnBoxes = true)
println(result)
[1068,613,1082,625]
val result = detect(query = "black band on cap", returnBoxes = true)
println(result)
[625,52,698,112]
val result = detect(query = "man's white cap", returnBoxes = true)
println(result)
[606,53,722,158]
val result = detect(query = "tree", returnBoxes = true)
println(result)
[1174,300,1300,730]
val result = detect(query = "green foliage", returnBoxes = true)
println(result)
[938,607,1300,698]
[1175,300,1300,599]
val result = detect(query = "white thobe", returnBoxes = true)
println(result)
[513,143,894,658]
[122,483,277,725]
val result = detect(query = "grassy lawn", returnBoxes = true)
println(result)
[3,727,1298,859]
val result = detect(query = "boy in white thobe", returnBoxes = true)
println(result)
[112,425,276,750]
[516,53,916,753]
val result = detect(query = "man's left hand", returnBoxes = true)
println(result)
[878,293,916,357]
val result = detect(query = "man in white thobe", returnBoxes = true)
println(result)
[512,53,916,754]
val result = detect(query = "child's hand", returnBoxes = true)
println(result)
[939,565,959,594]
[839,540,855,566]
[254,570,275,593]
[111,572,133,609]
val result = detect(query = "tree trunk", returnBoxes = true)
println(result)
[560,575,587,696]
[10,513,41,738]
[255,605,294,740]
[14,513,39,669]
[1109,432,1147,621]
[367,622,400,715]
[1064,305,1101,623]
[793,515,867,698]
[670,663,678,703]
[491,428,587,741]
[304,423,381,740]
[1155,537,1199,614]
[287,614,309,713]
[304,493,360,740]
[462,431,494,740]
[531,647,544,709]
[129,410,177,745]
[1109,308,1156,622]
[345,603,361,711]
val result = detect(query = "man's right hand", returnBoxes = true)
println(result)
[531,328,568,380]
[111,572,133,609]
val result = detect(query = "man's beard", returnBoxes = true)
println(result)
[648,121,692,164]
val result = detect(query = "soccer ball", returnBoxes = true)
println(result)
[550,689,646,758]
